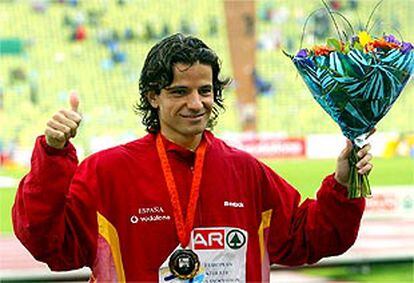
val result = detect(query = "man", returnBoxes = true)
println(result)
[13,33,373,282]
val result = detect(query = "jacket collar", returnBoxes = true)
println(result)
[154,130,213,159]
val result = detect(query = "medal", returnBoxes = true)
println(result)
[156,134,207,279]
[168,249,200,279]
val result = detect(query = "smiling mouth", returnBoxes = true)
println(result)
[181,113,205,119]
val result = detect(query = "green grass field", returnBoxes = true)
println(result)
[1,156,413,235]
[1,157,413,282]
[1,1,413,281]
[265,157,414,199]
[301,261,414,282]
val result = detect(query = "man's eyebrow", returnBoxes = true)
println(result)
[164,85,188,91]
[164,84,212,91]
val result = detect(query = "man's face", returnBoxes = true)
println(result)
[149,62,214,144]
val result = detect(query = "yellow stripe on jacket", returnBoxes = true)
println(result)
[97,212,126,282]
[258,209,272,262]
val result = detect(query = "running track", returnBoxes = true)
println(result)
[1,217,413,281]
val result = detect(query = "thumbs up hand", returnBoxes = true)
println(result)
[69,91,80,112]
[45,91,83,149]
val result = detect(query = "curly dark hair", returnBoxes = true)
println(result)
[134,33,229,133]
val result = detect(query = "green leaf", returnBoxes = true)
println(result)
[327,38,342,51]
[343,42,350,54]
[353,42,364,51]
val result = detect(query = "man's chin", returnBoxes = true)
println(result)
[183,124,207,136]
[186,127,205,136]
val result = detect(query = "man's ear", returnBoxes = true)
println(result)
[146,91,159,108]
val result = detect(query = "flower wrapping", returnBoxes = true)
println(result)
[292,46,414,142]
[287,34,414,198]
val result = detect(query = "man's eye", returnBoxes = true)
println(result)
[200,89,212,96]
[172,89,186,95]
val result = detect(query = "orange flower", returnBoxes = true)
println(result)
[365,41,376,52]
[365,38,400,52]
[312,45,334,56]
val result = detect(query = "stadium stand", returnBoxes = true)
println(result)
[1,1,413,281]
[0,0,413,154]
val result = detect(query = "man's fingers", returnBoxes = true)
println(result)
[357,153,372,167]
[358,163,373,175]
[45,127,66,141]
[47,120,72,138]
[356,146,373,174]
[70,91,80,113]
[54,111,80,129]
[49,111,81,140]
[61,109,82,125]
[45,93,82,149]
[357,143,372,158]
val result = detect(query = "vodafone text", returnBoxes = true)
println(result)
[130,206,171,223]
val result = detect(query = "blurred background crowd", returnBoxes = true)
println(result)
[0,0,413,163]
[1,1,414,282]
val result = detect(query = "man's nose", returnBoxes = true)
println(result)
[186,91,203,110]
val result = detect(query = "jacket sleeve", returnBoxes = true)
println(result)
[12,135,98,271]
[259,162,365,266]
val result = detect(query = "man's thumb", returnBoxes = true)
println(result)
[339,139,353,159]
[69,90,80,112]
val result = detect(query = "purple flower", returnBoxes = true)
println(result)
[401,42,414,54]
[296,49,308,58]
[351,35,359,45]
[384,34,401,45]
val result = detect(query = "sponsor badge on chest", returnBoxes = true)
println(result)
[159,227,248,282]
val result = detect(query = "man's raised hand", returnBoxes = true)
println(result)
[45,91,82,149]
[334,129,376,187]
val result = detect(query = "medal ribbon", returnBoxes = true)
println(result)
[156,134,207,248]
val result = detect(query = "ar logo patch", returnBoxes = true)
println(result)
[226,229,246,250]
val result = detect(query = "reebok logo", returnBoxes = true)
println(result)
[224,201,244,208]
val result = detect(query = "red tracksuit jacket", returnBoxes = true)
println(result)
[12,131,365,282]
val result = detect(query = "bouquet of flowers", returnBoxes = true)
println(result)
[285,1,414,198]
